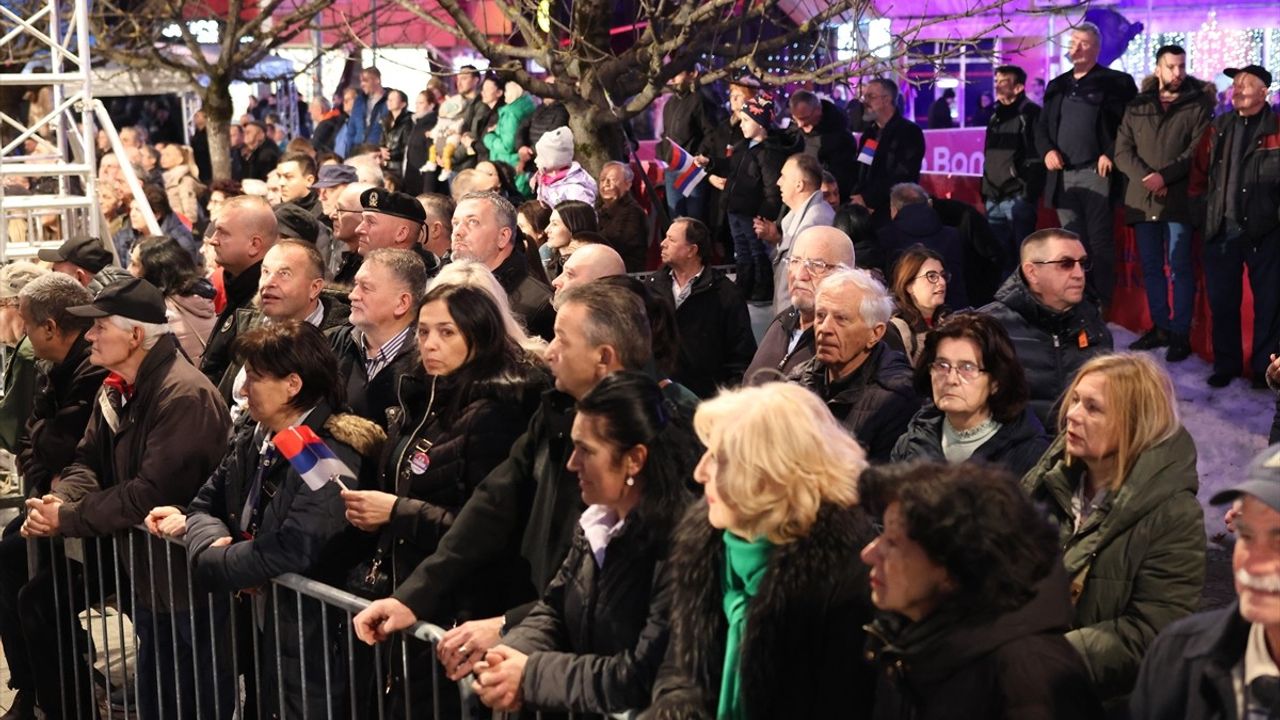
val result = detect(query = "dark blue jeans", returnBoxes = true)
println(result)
[134,600,234,720]
[1204,231,1280,378]
[985,197,1038,275]
[1134,221,1195,334]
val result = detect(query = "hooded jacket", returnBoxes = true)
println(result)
[979,272,1112,429]
[1022,427,1205,706]
[789,344,920,463]
[165,281,217,366]
[484,93,536,168]
[537,161,600,208]
[1114,76,1215,225]
[645,266,757,399]
[644,503,877,720]
[890,403,1049,479]
[866,563,1105,720]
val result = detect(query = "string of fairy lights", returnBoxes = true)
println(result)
[1116,10,1278,93]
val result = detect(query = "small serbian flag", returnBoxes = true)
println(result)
[857,138,878,166]
[272,425,356,492]
[666,138,707,197]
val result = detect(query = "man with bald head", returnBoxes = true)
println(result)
[551,244,626,297]
[201,195,278,384]
[330,182,375,285]
[746,225,855,383]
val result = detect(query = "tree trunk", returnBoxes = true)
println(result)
[203,75,235,181]
[564,102,626,179]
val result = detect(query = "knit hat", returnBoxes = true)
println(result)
[535,126,575,171]
[742,93,776,128]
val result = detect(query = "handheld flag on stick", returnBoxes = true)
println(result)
[666,138,707,198]
[272,425,356,492]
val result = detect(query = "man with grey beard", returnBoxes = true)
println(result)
[1131,444,1280,718]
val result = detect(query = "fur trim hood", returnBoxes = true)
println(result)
[324,412,386,457]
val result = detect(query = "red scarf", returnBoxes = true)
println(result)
[103,372,136,401]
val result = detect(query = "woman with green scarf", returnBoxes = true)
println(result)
[644,382,878,720]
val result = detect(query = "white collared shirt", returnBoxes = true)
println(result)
[579,504,626,568]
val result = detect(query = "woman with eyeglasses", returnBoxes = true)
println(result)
[885,245,951,367]
[891,312,1049,478]
[1021,353,1203,712]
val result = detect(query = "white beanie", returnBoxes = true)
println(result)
[535,126,575,171]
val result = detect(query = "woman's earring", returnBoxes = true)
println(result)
[625,477,635,487]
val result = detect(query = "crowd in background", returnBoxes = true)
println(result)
[0,18,1277,720]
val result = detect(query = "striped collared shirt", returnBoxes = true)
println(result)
[363,324,414,380]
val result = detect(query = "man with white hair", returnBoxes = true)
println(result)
[596,161,649,272]
[550,243,626,297]
[788,268,919,462]
[747,225,854,382]
[21,277,231,719]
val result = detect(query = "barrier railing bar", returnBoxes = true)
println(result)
[345,610,357,720]
[113,537,131,720]
[296,586,308,719]
[185,550,201,720]
[400,637,410,720]
[145,536,162,720]
[227,592,244,720]
[373,622,386,718]
[49,540,68,716]
[321,600,333,720]
[62,549,84,719]
[251,593,264,720]
[163,539,183,717]
[206,595,221,720]
[78,542,98,719]
[95,539,114,720]
[128,532,142,719]
[272,583,285,718]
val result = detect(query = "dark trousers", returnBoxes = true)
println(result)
[986,196,1039,276]
[1056,168,1116,305]
[0,515,32,694]
[133,600,234,720]
[1203,231,1280,379]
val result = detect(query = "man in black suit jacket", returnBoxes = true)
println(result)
[850,78,925,227]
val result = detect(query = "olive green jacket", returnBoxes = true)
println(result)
[1021,426,1205,706]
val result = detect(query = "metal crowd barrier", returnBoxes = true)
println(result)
[28,525,477,719]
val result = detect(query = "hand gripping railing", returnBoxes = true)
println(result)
[20,525,477,719]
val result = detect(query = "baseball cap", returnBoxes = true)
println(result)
[1225,65,1274,88]
[1210,443,1280,513]
[66,278,168,324]
[37,236,114,273]
[360,188,426,225]
[312,164,358,189]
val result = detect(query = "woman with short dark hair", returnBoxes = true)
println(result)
[148,320,386,718]
[891,311,1048,477]
[859,461,1104,719]
[471,372,698,715]
[128,235,217,364]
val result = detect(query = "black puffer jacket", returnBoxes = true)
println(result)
[709,130,798,219]
[200,261,262,388]
[645,267,757,399]
[15,333,107,496]
[889,403,1049,479]
[186,403,385,719]
[504,506,681,716]
[979,273,1113,430]
[518,101,571,153]
[866,563,1104,720]
[1114,76,1215,225]
[381,109,414,169]
[379,359,549,600]
[644,503,877,720]
[494,246,555,341]
[789,344,920,463]
[982,93,1045,203]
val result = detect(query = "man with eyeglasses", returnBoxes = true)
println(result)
[330,182,376,286]
[980,228,1112,429]
[788,267,919,462]
[1034,22,1138,307]
[747,225,855,383]
[849,78,925,225]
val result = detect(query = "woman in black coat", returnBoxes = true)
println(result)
[644,381,877,720]
[339,283,548,709]
[150,321,386,719]
[859,461,1103,719]
[890,312,1049,478]
[470,372,699,717]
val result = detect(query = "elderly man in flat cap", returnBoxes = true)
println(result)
[20,278,231,720]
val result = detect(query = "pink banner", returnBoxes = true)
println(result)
[919,128,988,177]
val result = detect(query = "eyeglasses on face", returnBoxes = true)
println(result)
[1032,256,1092,271]
[928,360,985,382]
[913,270,950,285]
[785,256,843,275]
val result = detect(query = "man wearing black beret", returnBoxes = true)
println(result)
[358,187,442,276]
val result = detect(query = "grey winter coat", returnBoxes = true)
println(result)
[1114,76,1215,225]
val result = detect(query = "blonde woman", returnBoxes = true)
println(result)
[646,382,877,720]
[159,143,206,222]
[1021,353,1204,710]
[429,258,547,358]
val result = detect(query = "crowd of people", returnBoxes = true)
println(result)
[0,18,1278,720]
